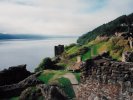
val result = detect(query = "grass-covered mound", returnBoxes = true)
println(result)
[37,70,79,99]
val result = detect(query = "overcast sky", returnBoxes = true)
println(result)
[0,0,132,36]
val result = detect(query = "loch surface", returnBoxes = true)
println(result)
[0,37,77,72]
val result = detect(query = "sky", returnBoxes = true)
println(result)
[0,0,133,36]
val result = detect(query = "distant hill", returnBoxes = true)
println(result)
[77,13,133,44]
[0,33,47,40]
[0,33,77,40]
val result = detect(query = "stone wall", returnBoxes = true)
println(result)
[77,53,133,100]
[54,45,64,56]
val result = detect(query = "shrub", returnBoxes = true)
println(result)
[78,47,89,55]
[58,77,75,99]
[35,57,54,72]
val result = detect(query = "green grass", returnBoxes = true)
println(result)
[37,70,76,99]
[92,41,106,55]
[73,72,81,82]
[38,72,55,84]
[37,70,68,84]
[92,45,98,56]
[82,42,106,61]
[48,71,67,83]
[58,77,75,99]
[66,46,79,55]
[82,50,91,61]
[56,63,67,69]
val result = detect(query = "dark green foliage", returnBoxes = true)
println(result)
[38,72,54,84]
[78,47,89,55]
[73,72,81,82]
[58,77,75,99]
[68,52,79,58]
[35,57,66,72]
[35,57,53,72]
[77,13,133,44]
[68,47,89,59]
[82,50,92,61]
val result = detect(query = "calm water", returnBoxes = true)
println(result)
[0,38,77,72]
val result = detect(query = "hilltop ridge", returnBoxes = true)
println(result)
[77,13,133,44]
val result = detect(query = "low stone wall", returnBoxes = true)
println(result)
[78,54,133,100]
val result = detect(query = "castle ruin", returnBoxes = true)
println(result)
[54,45,64,56]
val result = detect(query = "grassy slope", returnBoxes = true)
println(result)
[9,70,78,99]
[66,46,79,55]
[37,70,78,99]
[63,36,132,63]
[58,77,75,99]
[82,39,108,61]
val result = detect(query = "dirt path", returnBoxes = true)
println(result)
[63,73,78,84]
[63,73,79,97]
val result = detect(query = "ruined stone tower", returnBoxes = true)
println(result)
[54,45,64,56]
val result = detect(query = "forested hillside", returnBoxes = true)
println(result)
[77,13,133,44]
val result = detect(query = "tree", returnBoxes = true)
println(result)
[35,57,53,72]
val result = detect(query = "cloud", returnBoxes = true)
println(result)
[0,0,132,36]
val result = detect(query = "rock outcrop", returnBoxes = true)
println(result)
[0,71,68,100]
[19,84,68,100]
[19,87,43,100]
[37,84,68,100]
[77,53,133,100]
[0,64,31,86]
[0,72,42,98]
[122,51,133,62]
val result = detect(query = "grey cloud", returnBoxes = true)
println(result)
[0,0,132,36]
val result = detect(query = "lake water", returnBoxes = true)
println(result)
[0,38,77,72]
